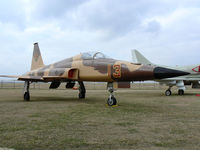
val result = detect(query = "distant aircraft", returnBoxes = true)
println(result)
[132,50,200,96]
[0,43,189,106]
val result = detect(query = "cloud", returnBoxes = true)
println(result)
[144,20,161,33]
[26,0,178,38]
[0,0,200,76]
[31,0,86,19]
[0,1,26,29]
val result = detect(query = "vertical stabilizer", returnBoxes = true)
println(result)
[131,49,153,65]
[31,43,44,70]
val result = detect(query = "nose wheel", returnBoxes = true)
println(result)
[107,95,117,106]
[107,82,117,106]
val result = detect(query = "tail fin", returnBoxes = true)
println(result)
[131,49,153,65]
[31,43,44,70]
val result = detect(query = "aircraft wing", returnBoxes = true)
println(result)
[0,75,45,82]
[0,74,44,81]
[1,68,79,82]
[161,78,200,81]
[0,75,20,78]
[160,74,200,81]
[18,76,44,82]
[17,75,75,82]
[17,68,79,82]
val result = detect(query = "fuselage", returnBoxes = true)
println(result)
[22,52,189,82]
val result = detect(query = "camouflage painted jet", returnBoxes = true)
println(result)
[132,50,200,96]
[0,43,189,106]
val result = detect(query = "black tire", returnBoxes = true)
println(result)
[178,90,184,95]
[165,90,172,96]
[107,96,117,106]
[24,92,30,101]
[79,92,85,99]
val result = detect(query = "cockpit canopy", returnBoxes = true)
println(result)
[81,52,110,60]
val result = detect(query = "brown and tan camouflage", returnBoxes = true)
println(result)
[0,43,190,105]
[18,43,189,84]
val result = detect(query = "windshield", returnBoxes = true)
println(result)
[81,52,110,60]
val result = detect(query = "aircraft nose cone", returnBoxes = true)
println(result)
[153,67,190,79]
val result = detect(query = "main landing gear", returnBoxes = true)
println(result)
[78,81,86,99]
[178,89,184,95]
[165,87,172,96]
[165,86,185,96]
[24,81,30,101]
[23,81,86,101]
[107,82,117,106]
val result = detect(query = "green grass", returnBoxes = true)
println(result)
[0,86,200,150]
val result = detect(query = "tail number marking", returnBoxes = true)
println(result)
[113,65,121,78]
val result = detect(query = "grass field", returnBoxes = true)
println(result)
[0,85,200,150]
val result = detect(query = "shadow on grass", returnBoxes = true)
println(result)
[27,96,104,104]
[165,93,198,97]
[1,96,108,108]
[177,93,199,96]
[143,92,198,97]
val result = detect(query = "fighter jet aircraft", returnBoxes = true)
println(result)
[132,50,200,96]
[0,43,189,106]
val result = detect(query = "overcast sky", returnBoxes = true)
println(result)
[0,0,200,75]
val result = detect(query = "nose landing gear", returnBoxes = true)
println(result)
[107,82,117,106]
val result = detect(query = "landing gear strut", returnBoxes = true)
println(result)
[165,87,172,96]
[24,81,30,101]
[78,81,86,99]
[107,82,117,106]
